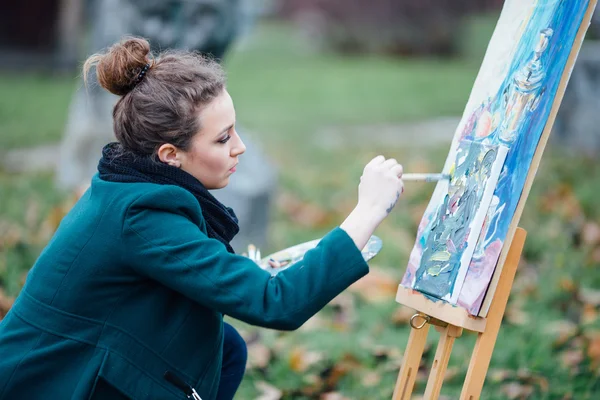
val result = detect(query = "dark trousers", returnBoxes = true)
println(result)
[216,322,247,400]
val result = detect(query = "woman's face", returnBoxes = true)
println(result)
[179,90,246,189]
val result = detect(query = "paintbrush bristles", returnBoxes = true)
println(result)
[402,173,451,182]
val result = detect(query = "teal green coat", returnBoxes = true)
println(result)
[0,175,369,399]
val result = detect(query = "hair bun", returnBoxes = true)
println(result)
[84,37,152,96]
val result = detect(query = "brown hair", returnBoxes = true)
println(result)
[83,37,226,156]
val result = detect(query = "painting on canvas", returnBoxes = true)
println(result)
[407,141,507,303]
[401,0,592,314]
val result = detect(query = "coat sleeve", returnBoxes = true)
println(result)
[122,185,369,331]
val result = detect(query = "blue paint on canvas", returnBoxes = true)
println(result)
[401,0,592,314]
[458,0,590,314]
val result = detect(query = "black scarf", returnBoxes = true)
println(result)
[98,142,239,254]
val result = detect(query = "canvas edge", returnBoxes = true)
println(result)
[448,145,509,304]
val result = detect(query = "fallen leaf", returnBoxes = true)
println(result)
[328,293,355,331]
[24,199,39,232]
[545,320,578,348]
[581,304,598,324]
[516,369,549,392]
[39,206,68,241]
[580,288,600,306]
[444,366,461,382]
[558,277,577,293]
[391,306,415,326]
[561,349,584,370]
[361,371,381,387]
[247,342,271,370]
[255,381,282,400]
[348,268,399,303]
[585,331,600,370]
[320,392,350,400]
[488,368,514,383]
[322,353,361,388]
[289,347,324,372]
[590,248,600,263]
[512,262,539,298]
[369,345,402,365]
[301,314,329,331]
[539,184,583,220]
[505,304,530,326]
[277,192,334,229]
[0,288,15,320]
[581,222,600,247]
[302,373,321,386]
[501,382,534,399]
[0,221,22,248]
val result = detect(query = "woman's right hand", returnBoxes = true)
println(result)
[357,155,404,223]
[340,156,404,251]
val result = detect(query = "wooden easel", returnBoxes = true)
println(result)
[392,227,526,400]
[389,1,598,397]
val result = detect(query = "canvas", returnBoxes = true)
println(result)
[405,141,507,303]
[401,0,593,314]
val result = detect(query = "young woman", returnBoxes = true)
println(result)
[0,38,404,400]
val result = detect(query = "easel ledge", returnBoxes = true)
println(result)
[395,287,486,333]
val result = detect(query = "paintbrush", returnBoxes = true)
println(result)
[402,173,451,182]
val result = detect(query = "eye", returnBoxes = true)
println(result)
[218,135,231,144]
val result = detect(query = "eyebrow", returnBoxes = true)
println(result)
[216,124,234,138]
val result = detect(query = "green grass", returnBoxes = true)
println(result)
[0,73,78,150]
[224,22,487,146]
[2,14,600,399]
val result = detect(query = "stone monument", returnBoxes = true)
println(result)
[552,8,600,158]
[58,0,277,252]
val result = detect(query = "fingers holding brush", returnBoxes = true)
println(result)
[391,163,404,178]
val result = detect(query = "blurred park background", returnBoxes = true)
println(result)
[1,1,600,399]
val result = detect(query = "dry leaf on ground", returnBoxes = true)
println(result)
[585,331,600,370]
[348,268,399,304]
[505,303,530,326]
[361,371,382,387]
[320,392,350,400]
[580,288,600,306]
[247,342,272,370]
[277,192,334,229]
[538,184,583,220]
[391,306,415,326]
[544,320,579,348]
[255,381,282,400]
[328,293,356,331]
[0,288,15,320]
[289,347,325,373]
[501,382,534,399]
[581,222,600,247]
[323,353,361,388]
[488,368,514,383]
[561,349,584,370]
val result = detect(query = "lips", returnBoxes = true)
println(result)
[229,163,238,173]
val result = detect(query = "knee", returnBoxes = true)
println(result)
[223,323,247,370]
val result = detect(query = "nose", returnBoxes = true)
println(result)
[231,130,246,157]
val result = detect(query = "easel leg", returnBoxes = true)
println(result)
[423,324,463,399]
[392,323,430,400]
[460,228,527,400]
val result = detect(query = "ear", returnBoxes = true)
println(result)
[157,143,181,168]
